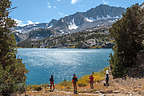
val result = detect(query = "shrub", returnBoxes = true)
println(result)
[30,85,42,91]
[34,87,42,91]
[59,80,72,87]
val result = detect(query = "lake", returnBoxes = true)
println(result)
[17,48,112,85]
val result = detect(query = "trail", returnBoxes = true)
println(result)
[23,89,141,96]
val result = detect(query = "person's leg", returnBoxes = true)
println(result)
[92,82,94,89]
[90,82,94,89]
[107,78,109,86]
[73,83,77,94]
[53,83,55,90]
[90,83,92,89]
[106,78,109,86]
[73,84,75,93]
[75,83,77,93]
[50,84,52,91]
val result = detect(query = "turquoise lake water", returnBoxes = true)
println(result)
[17,48,112,85]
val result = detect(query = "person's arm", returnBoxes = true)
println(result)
[72,77,74,83]
[76,77,78,82]
[89,76,90,79]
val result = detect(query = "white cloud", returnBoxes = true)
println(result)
[27,20,34,25]
[71,0,78,4]
[57,0,61,2]
[102,0,108,5]
[48,2,52,8]
[48,2,56,8]
[14,19,26,26]
[14,19,39,26]
[48,5,52,8]
[27,20,39,25]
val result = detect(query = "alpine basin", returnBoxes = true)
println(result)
[17,48,112,85]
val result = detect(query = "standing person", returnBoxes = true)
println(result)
[89,72,94,89]
[49,75,55,92]
[105,69,109,86]
[72,74,78,94]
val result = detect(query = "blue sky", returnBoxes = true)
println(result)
[10,0,143,26]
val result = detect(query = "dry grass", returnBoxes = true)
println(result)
[57,67,108,89]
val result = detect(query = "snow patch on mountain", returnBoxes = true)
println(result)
[48,25,53,28]
[68,19,78,30]
[85,18,94,22]
[15,30,22,33]
[61,19,64,22]
[141,4,144,9]
[96,15,120,20]
[60,30,65,34]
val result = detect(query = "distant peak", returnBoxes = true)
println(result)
[140,3,144,9]
[97,4,110,7]
[51,19,57,21]
[99,4,109,6]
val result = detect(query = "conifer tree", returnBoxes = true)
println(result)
[109,4,144,78]
[0,0,27,95]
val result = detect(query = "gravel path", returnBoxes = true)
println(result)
[21,90,142,96]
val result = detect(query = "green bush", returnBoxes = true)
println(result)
[78,82,87,87]
[34,87,42,91]
[28,85,42,91]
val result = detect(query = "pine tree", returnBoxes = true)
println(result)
[109,4,144,78]
[0,0,27,95]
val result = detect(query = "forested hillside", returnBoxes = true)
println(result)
[17,27,114,48]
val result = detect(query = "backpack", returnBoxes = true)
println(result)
[72,76,78,83]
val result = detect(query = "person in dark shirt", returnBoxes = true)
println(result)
[49,75,55,92]
[89,72,94,89]
[105,70,109,86]
[72,74,78,94]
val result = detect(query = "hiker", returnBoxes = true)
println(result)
[105,69,109,86]
[89,72,94,89]
[49,75,55,92]
[72,74,78,94]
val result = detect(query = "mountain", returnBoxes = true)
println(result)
[14,4,125,43]
[48,4,125,33]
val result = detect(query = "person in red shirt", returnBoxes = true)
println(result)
[49,75,55,92]
[72,74,78,94]
[89,72,94,89]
